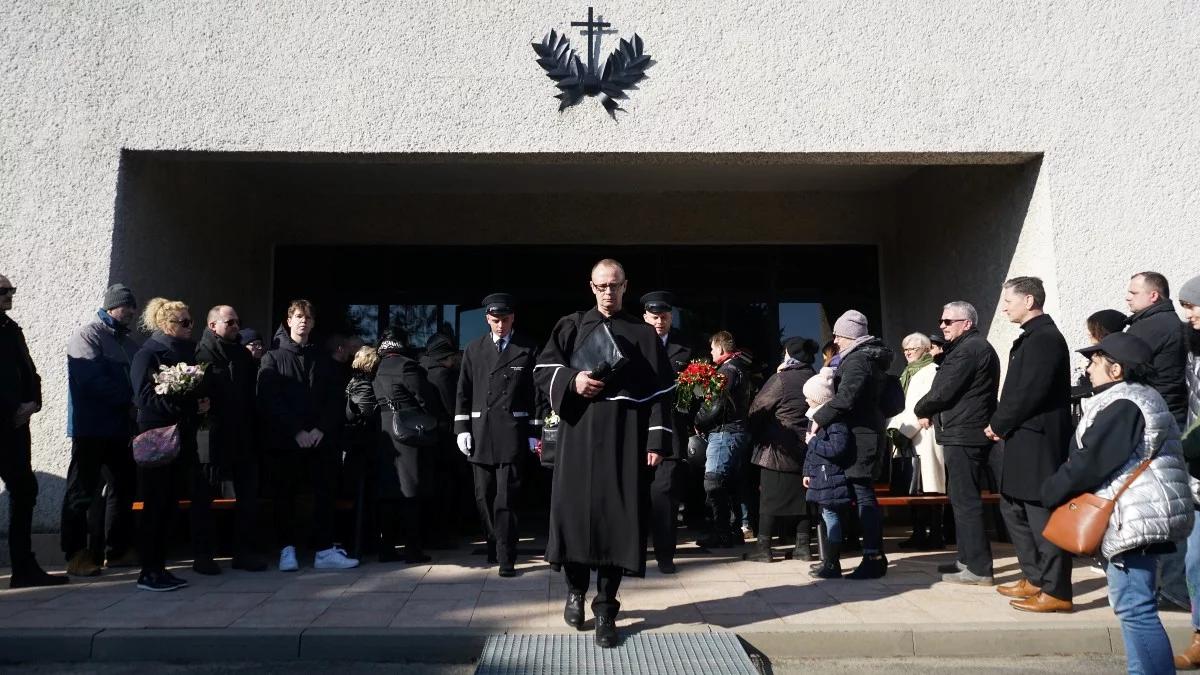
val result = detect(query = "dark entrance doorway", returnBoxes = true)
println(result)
[272,244,881,368]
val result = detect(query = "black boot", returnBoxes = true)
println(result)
[401,498,431,564]
[792,516,812,561]
[9,555,69,589]
[743,514,774,562]
[898,506,930,549]
[847,552,888,580]
[698,484,737,548]
[563,591,585,630]
[809,542,842,579]
[594,615,619,648]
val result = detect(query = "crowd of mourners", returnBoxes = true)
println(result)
[1,263,1200,663]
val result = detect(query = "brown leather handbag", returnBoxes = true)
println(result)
[1042,457,1153,556]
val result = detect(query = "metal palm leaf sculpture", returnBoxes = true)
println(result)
[532,7,654,118]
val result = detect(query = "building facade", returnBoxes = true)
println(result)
[2,1,1198,534]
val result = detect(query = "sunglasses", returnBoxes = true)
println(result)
[169,318,194,328]
[938,318,966,326]
[0,287,15,296]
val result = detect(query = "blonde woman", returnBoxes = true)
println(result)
[886,332,946,549]
[130,297,211,592]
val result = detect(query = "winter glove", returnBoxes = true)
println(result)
[456,432,473,456]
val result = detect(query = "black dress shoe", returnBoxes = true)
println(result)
[657,560,677,574]
[498,564,518,578]
[563,591,585,630]
[9,558,69,589]
[594,615,619,648]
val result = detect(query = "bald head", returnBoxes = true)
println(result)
[207,305,240,341]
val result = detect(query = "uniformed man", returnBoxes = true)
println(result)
[454,293,540,578]
[641,291,692,574]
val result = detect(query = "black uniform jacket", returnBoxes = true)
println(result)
[454,331,541,465]
[663,330,693,457]
[989,314,1072,502]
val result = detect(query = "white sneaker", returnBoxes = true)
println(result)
[278,546,299,572]
[314,546,359,570]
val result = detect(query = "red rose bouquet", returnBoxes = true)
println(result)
[675,360,726,412]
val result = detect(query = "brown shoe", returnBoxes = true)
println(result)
[1174,631,1200,670]
[1010,592,1072,613]
[66,550,101,577]
[996,578,1040,599]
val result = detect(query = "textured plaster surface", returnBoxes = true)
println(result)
[2,1,1199,532]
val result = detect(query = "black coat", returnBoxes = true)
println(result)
[663,331,693,457]
[0,314,40,429]
[454,331,540,465]
[915,328,1000,447]
[694,351,754,432]
[195,330,258,466]
[811,337,894,479]
[130,332,203,441]
[535,308,675,575]
[1126,300,1190,426]
[256,329,344,451]
[989,314,1072,501]
[750,362,815,473]
[373,353,443,498]
[344,372,378,448]
[420,354,459,429]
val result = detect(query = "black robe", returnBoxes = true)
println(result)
[535,308,676,574]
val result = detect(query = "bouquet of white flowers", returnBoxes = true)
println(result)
[153,363,206,396]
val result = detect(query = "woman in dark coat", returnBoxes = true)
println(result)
[130,297,211,591]
[373,331,444,563]
[344,346,381,559]
[745,337,818,563]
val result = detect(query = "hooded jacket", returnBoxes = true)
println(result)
[811,336,895,479]
[803,413,854,508]
[66,310,139,438]
[256,327,344,450]
[1126,299,1189,426]
[915,328,1000,447]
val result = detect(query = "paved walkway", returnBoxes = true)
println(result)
[0,538,1193,662]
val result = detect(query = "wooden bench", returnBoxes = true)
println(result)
[873,484,1001,507]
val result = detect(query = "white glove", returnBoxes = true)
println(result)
[457,432,473,456]
[528,437,538,452]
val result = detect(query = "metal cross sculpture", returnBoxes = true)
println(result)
[532,6,653,117]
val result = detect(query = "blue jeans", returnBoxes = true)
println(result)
[1161,534,1191,610]
[1106,552,1174,675]
[821,507,844,544]
[848,479,883,555]
[1186,511,1200,629]
[704,429,749,478]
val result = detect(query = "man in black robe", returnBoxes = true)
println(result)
[535,259,675,648]
[641,291,692,574]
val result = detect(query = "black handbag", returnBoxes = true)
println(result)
[381,398,440,447]
[569,320,628,381]
[539,416,559,468]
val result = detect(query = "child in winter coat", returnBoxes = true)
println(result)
[802,367,856,579]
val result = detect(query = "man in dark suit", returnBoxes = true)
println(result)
[985,277,1073,612]
[641,291,691,574]
[454,293,540,578]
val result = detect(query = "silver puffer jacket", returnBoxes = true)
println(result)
[1079,382,1193,560]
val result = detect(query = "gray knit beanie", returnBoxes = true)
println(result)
[1179,275,1200,306]
[832,310,868,339]
[102,284,137,310]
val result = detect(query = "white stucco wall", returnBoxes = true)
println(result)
[2,1,1198,533]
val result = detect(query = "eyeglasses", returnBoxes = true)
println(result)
[169,318,194,328]
[902,347,923,354]
[938,318,967,326]
[0,287,15,296]
[591,281,626,293]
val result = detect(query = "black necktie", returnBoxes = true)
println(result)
[496,339,504,354]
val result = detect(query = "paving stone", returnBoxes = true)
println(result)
[391,599,477,627]
[0,628,98,662]
[311,609,400,627]
[92,628,300,661]
[231,599,334,627]
[409,582,486,601]
[330,591,410,611]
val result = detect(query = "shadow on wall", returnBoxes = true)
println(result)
[0,471,66,566]
[884,158,1043,347]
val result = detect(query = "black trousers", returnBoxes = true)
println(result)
[271,448,338,551]
[648,459,684,563]
[137,450,213,575]
[944,443,994,576]
[231,455,260,557]
[472,462,521,564]
[564,563,623,619]
[1001,494,1072,600]
[0,426,37,570]
[61,435,136,559]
